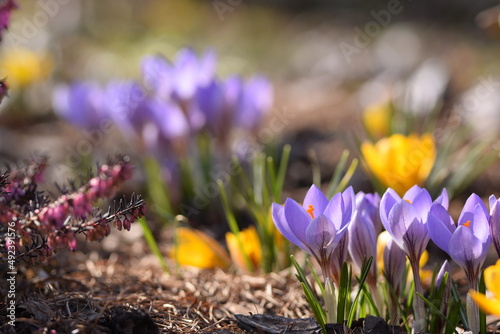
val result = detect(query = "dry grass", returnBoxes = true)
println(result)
[1,252,312,333]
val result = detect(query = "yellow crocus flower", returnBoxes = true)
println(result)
[361,133,436,196]
[470,259,500,315]
[0,47,53,90]
[363,101,392,139]
[172,227,231,269]
[226,225,262,272]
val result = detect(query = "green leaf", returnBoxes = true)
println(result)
[347,257,373,326]
[416,292,459,334]
[139,217,170,274]
[275,144,291,200]
[327,150,349,198]
[218,180,254,272]
[337,262,349,323]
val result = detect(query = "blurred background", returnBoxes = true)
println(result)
[1,0,500,196]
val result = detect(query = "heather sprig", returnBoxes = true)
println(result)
[0,155,144,265]
[0,0,17,40]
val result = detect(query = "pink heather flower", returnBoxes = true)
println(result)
[0,0,17,39]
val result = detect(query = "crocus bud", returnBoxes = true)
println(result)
[489,195,500,257]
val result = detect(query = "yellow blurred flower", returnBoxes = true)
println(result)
[361,133,436,196]
[0,47,53,90]
[226,225,262,272]
[376,230,392,273]
[172,227,231,269]
[470,259,500,315]
[363,101,392,139]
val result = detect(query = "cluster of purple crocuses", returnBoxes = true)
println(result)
[272,184,500,332]
[53,48,273,203]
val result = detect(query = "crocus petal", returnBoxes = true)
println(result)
[470,290,500,316]
[173,48,200,99]
[459,193,488,224]
[235,75,273,130]
[198,49,217,86]
[362,134,436,195]
[360,192,382,234]
[436,260,450,289]
[303,184,329,216]
[53,82,105,129]
[435,188,449,210]
[404,185,424,202]
[380,188,401,234]
[141,55,170,92]
[491,200,500,256]
[427,203,455,253]
[404,186,432,220]
[383,236,407,292]
[484,259,500,298]
[323,192,344,230]
[226,226,262,272]
[196,79,225,127]
[148,98,189,139]
[489,195,497,213]
[341,186,356,226]
[173,227,231,269]
[272,203,308,252]
[284,198,312,246]
[388,201,428,257]
[449,226,486,272]
[306,214,336,255]
[469,203,491,243]
[348,211,377,272]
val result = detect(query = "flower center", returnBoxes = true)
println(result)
[463,220,471,228]
[306,205,315,219]
[404,199,412,204]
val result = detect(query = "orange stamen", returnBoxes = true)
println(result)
[463,220,471,228]
[404,199,412,204]
[306,205,315,219]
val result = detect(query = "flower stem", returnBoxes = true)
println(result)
[325,278,337,324]
[410,259,426,333]
[467,277,479,334]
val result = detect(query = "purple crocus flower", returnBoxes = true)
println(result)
[427,193,491,284]
[272,185,355,279]
[195,78,227,137]
[428,193,491,334]
[348,203,377,281]
[331,230,349,286]
[105,80,189,152]
[234,75,273,131]
[380,185,447,263]
[380,185,447,332]
[381,231,407,325]
[52,82,107,129]
[489,195,500,257]
[172,48,216,101]
[356,192,382,235]
[141,54,171,94]
[383,235,407,293]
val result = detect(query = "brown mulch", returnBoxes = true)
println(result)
[0,252,312,333]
